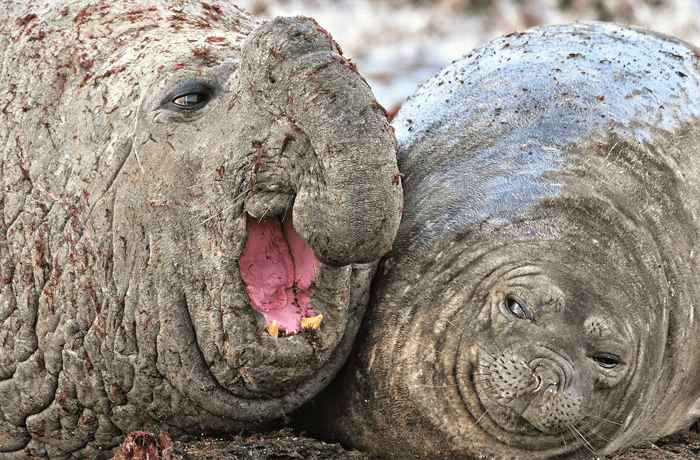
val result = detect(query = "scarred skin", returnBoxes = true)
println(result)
[0,1,401,458]
[307,23,700,458]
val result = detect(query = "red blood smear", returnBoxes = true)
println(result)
[239,213,320,334]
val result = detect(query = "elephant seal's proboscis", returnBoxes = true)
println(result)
[0,1,402,458]
[306,22,700,459]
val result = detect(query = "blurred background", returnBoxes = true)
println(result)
[233,0,700,115]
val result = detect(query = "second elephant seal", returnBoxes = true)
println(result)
[307,22,700,458]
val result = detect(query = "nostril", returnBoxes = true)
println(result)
[533,364,560,393]
[533,373,543,392]
[529,353,570,390]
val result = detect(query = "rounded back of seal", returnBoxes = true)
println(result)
[315,22,700,459]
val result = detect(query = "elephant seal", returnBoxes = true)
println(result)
[306,22,700,458]
[0,1,401,458]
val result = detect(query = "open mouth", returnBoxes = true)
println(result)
[239,211,324,337]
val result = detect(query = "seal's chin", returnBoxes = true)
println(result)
[240,211,323,336]
[479,403,546,436]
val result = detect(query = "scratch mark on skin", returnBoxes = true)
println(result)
[133,145,144,173]
[188,358,199,378]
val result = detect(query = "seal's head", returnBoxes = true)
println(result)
[446,230,650,453]
[310,22,700,459]
[1,0,400,456]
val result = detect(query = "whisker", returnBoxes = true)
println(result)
[408,383,461,389]
[506,338,517,364]
[472,343,502,364]
[475,406,491,425]
[469,371,495,379]
[578,410,623,427]
[281,209,290,223]
[198,190,248,225]
[488,335,506,359]
[566,425,584,449]
[469,376,497,385]
[475,355,498,368]
[575,418,613,443]
[200,203,239,225]
[259,193,280,220]
[439,316,466,335]
[566,425,588,457]
[568,423,597,454]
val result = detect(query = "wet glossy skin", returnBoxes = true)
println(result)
[310,22,700,459]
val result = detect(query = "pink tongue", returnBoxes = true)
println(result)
[239,213,320,334]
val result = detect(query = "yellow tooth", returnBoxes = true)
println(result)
[268,320,279,338]
[301,314,323,331]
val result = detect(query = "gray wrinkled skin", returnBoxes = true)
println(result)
[312,23,700,459]
[0,1,401,458]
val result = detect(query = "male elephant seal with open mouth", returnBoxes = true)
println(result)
[307,22,700,458]
[0,1,401,458]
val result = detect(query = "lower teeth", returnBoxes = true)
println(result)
[301,314,324,331]
[266,314,324,338]
[267,321,279,338]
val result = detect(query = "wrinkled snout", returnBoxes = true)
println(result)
[239,16,403,266]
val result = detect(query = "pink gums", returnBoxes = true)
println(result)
[239,213,320,334]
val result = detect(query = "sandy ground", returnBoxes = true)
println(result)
[112,1,700,459]
[131,425,700,459]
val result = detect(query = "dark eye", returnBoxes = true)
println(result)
[506,296,531,320]
[172,92,210,109]
[593,354,620,369]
